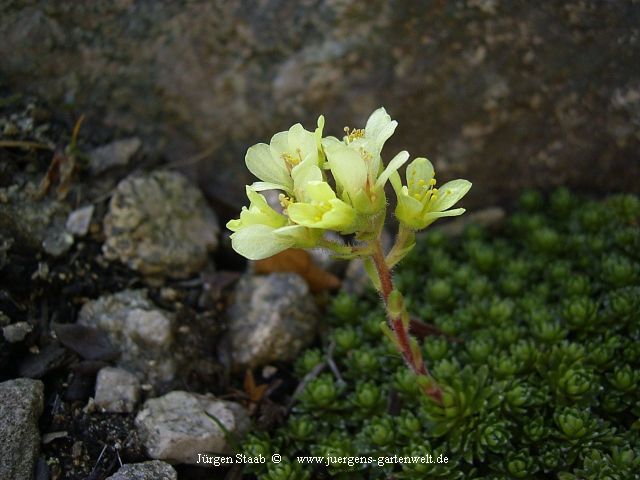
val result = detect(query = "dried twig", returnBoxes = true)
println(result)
[0,140,55,150]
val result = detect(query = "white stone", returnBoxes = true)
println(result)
[135,391,249,464]
[125,309,173,347]
[66,205,94,236]
[2,321,32,343]
[106,460,177,480]
[94,367,141,413]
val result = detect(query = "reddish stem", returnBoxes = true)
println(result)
[372,241,442,403]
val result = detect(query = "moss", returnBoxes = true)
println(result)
[244,189,640,479]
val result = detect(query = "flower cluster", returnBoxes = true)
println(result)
[227,108,472,260]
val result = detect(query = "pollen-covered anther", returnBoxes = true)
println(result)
[279,193,292,209]
[343,126,366,144]
[281,152,300,169]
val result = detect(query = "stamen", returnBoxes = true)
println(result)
[348,128,365,142]
[281,152,300,169]
[279,193,292,209]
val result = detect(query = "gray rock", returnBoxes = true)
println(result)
[1,2,639,208]
[103,171,219,278]
[42,228,73,257]
[89,137,141,175]
[106,460,177,480]
[222,273,319,371]
[78,290,177,389]
[17,344,68,379]
[135,391,249,465]
[0,378,44,480]
[2,321,33,343]
[0,184,71,256]
[95,367,141,413]
[65,205,94,236]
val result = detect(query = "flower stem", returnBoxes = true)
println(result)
[371,238,443,404]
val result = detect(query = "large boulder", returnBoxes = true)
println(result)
[1,2,638,209]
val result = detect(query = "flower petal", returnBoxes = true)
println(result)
[430,179,472,211]
[322,137,367,198]
[273,225,321,248]
[376,150,409,189]
[420,208,466,228]
[287,198,355,231]
[395,193,425,229]
[230,224,294,260]
[288,123,317,163]
[245,143,292,191]
[292,160,323,201]
[315,115,325,154]
[305,181,337,202]
[251,181,287,192]
[389,171,403,196]
[269,131,290,158]
[406,157,435,195]
[365,107,398,156]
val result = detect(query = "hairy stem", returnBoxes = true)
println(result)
[371,238,443,403]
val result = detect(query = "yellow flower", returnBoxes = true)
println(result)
[245,118,323,194]
[226,187,320,260]
[322,107,408,214]
[287,180,357,232]
[390,157,472,230]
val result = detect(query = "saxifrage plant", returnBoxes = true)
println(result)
[227,108,471,402]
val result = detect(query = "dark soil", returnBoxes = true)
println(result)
[0,92,290,480]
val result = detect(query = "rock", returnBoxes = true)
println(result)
[65,205,94,236]
[1,2,639,208]
[89,137,141,175]
[18,343,69,379]
[106,460,177,480]
[222,273,319,371]
[0,378,44,480]
[2,321,32,343]
[42,229,73,257]
[135,391,249,465]
[95,367,141,413]
[0,184,71,255]
[53,323,120,361]
[103,171,219,279]
[77,290,177,389]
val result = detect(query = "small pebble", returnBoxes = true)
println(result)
[65,205,94,236]
[2,322,33,343]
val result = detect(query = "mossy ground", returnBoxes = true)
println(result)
[243,189,640,480]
